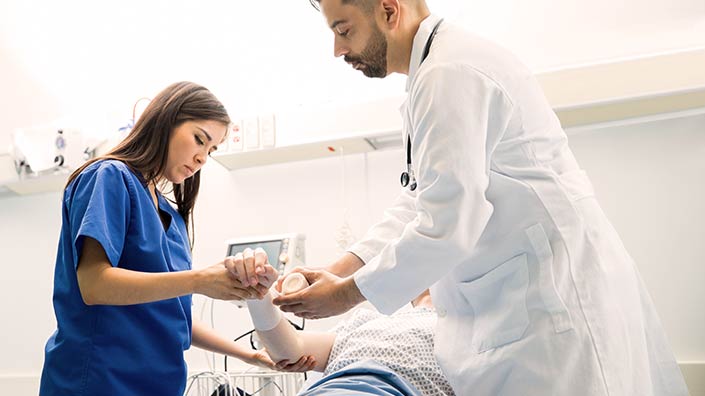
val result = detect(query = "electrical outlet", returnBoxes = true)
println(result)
[243,117,260,150]
[259,113,276,148]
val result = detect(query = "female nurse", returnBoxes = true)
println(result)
[39,81,314,395]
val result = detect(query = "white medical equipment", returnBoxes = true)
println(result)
[225,233,305,275]
[11,126,96,177]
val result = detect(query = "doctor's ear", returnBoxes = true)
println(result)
[380,0,400,26]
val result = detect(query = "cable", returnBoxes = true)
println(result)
[116,97,151,143]
[224,317,306,372]
[132,97,151,122]
[200,297,214,372]
[211,297,217,370]
[363,152,373,228]
[340,146,346,201]
[224,329,256,372]
[334,146,356,253]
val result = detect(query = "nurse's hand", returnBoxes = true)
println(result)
[272,268,366,319]
[253,263,278,291]
[194,263,266,301]
[273,355,317,373]
[245,349,316,372]
[224,248,269,288]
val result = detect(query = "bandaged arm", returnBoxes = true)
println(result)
[246,291,335,372]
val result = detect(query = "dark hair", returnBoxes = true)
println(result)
[67,81,231,247]
[309,0,374,13]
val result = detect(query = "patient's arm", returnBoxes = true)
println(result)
[247,291,336,372]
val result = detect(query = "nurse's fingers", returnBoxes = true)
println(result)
[229,285,259,300]
[242,248,258,286]
[278,355,316,372]
[257,264,279,289]
[225,253,249,287]
[274,360,290,369]
[254,247,268,276]
[250,283,269,299]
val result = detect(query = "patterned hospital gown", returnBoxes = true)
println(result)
[324,307,456,396]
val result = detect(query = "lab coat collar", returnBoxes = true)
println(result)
[406,14,443,92]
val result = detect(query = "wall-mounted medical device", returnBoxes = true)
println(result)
[224,233,306,275]
[10,126,96,177]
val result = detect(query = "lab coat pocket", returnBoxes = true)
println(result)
[525,223,573,333]
[459,253,530,353]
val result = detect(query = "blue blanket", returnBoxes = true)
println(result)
[298,360,422,396]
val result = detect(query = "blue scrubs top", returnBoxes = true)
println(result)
[40,160,193,396]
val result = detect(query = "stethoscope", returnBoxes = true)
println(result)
[401,18,444,191]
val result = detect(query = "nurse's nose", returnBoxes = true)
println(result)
[195,151,206,167]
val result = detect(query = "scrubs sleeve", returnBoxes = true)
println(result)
[68,162,132,268]
[354,64,514,314]
[347,190,416,264]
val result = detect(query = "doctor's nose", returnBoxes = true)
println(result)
[334,38,349,58]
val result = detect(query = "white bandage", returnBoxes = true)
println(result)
[246,292,282,331]
[281,272,309,295]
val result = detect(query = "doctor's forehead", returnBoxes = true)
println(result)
[319,0,373,24]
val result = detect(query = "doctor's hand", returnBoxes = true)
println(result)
[272,268,366,319]
[194,262,266,301]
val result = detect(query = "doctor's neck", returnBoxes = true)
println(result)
[385,0,430,75]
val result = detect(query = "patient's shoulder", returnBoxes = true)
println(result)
[332,308,381,336]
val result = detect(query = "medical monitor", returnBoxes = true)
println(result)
[225,233,305,274]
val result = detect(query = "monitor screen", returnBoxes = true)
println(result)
[227,239,283,271]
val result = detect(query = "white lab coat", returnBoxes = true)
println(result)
[351,15,689,396]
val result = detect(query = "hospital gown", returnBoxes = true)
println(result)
[321,307,455,396]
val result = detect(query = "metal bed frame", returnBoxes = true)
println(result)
[184,369,306,396]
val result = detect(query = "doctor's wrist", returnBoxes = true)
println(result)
[327,253,365,277]
[340,276,366,309]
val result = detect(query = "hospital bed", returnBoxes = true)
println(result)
[184,370,305,396]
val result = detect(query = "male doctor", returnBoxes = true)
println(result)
[269,0,689,394]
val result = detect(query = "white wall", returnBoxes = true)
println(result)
[1,0,704,148]
[1,113,704,394]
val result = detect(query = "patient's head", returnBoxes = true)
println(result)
[411,289,432,308]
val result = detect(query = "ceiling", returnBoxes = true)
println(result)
[0,0,703,148]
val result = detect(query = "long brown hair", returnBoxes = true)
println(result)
[67,81,231,247]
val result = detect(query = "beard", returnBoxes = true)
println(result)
[344,24,388,78]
